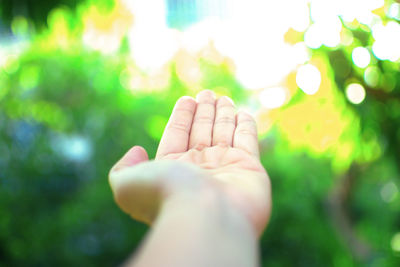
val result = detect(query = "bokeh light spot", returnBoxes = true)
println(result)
[388,3,400,21]
[364,66,380,87]
[11,16,29,37]
[346,83,366,105]
[296,64,321,95]
[3,54,20,74]
[372,21,400,62]
[391,233,400,253]
[146,115,168,140]
[307,5,342,48]
[382,73,396,93]
[259,87,287,109]
[340,28,354,46]
[52,135,92,162]
[352,47,371,68]
[380,182,398,203]
[304,24,323,49]
[19,65,40,90]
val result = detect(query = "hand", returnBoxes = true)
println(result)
[109,90,271,235]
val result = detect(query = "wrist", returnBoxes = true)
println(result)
[158,185,259,239]
[135,181,260,267]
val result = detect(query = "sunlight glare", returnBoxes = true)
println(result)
[129,27,178,72]
[336,0,383,24]
[304,17,342,48]
[182,19,219,53]
[126,0,179,72]
[287,0,310,32]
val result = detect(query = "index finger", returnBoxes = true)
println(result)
[156,96,197,159]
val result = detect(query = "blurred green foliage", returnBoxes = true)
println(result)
[1,0,400,266]
[0,0,82,29]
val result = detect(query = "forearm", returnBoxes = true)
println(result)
[127,189,260,267]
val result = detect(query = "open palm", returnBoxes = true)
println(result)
[109,90,271,235]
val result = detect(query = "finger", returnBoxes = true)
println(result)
[156,96,197,158]
[233,111,260,157]
[189,90,216,149]
[212,96,236,146]
[110,146,149,173]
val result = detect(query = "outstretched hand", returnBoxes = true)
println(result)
[109,90,271,235]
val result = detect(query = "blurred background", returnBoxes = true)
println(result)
[0,0,400,266]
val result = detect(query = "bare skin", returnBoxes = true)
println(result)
[109,90,272,267]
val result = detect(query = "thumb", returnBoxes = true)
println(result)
[110,146,149,173]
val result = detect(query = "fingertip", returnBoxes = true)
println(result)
[178,95,196,102]
[175,96,197,111]
[111,146,149,173]
[196,89,216,102]
[237,109,256,120]
[130,146,149,163]
[217,96,235,107]
[130,146,149,160]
